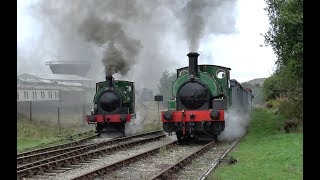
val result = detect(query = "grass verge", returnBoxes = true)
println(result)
[209,108,302,180]
[17,118,95,153]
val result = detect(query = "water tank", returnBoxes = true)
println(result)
[46,61,91,77]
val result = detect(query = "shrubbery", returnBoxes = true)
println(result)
[263,0,303,129]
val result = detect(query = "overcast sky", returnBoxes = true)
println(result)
[17,0,277,85]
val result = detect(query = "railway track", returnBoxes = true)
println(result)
[197,138,241,180]
[17,143,95,166]
[70,141,179,180]
[17,130,165,179]
[160,139,241,180]
[17,132,98,160]
[18,132,241,180]
[70,138,240,180]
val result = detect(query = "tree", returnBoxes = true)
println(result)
[263,74,280,101]
[157,70,176,102]
[264,0,303,72]
[263,0,303,119]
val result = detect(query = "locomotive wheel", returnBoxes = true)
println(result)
[176,131,191,144]
[214,135,218,142]
[95,123,125,138]
[96,124,104,136]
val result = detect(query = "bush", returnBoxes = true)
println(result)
[278,98,302,120]
[266,97,302,119]
[263,74,280,102]
[266,97,302,133]
[265,98,286,110]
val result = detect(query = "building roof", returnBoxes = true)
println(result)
[17,84,85,91]
[17,74,88,92]
[57,81,82,86]
[19,73,92,81]
[18,77,83,87]
[17,77,53,84]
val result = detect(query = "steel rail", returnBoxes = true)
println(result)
[17,131,165,179]
[70,140,177,180]
[150,141,215,180]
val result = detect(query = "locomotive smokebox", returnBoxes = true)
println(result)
[187,52,199,77]
[105,74,113,87]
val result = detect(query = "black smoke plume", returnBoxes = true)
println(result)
[20,0,237,89]
[78,15,141,76]
[178,0,237,51]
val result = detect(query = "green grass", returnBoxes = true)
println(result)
[17,117,95,153]
[139,101,163,132]
[209,108,303,180]
[17,137,59,151]
[143,121,162,132]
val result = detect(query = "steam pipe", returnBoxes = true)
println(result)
[187,52,199,77]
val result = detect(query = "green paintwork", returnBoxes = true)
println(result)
[171,64,232,109]
[93,80,135,113]
[168,100,176,110]
[172,73,188,96]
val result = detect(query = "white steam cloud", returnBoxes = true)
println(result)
[125,111,146,136]
[18,0,239,134]
[218,108,250,141]
[18,0,238,91]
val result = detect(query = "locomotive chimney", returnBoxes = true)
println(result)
[187,52,199,77]
[105,74,113,87]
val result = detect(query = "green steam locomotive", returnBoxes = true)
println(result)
[86,75,135,136]
[161,52,253,143]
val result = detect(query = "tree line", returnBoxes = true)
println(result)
[263,0,303,121]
